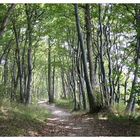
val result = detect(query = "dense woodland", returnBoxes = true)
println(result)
[0,3,140,136]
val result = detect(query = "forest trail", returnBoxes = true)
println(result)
[39,101,80,136]
[38,101,140,136]
[39,101,71,119]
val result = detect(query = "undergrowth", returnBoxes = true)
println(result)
[55,98,73,110]
[0,99,50,136]
[108,103,140,124]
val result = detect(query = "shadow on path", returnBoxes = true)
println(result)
[38,101,140,136]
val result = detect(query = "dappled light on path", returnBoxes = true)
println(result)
[47,118,59,121]
[39,102,71,119]
[38,101,140,136]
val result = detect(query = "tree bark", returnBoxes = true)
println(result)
[125,5,140,114]
[0,4,16,37]
[47,37,54,103]
[25,4,33,104]
[74,4,97,113]
[85,4,95,90]
[52,56,55,100]
[98,4,109,106]
[12,21,24,103]
[77,57,86,110]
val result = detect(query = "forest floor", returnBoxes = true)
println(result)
[38,101,140,136]
[0,100,140,136]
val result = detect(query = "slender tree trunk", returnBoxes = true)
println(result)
[61,69,67,99]
[3,42,11,87]
[0,4,16,37]
[26,47,32,104]
[125,5,140,114]
[12,22,24,103]
[98,4,109,106]
[76,45,86,110]
[52,56,55,100]
[3,52,9,95]
[74,4,97,113]
[106,43,113,105]
[25,4,32,104]
[85,4,95,90]
[71,69,77,111]
[77,63,86,110]
[47,37,54,103]
[11,53,19,101]
[22,42,27,103]
[124,72,130,104]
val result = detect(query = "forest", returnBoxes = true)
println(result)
[0,3,140,136]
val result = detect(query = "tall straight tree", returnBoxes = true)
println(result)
[12,21,24,103]
[74,4,99,113]
[0,4,16,37]
[98,4,109,106]
[125,4,140,114]
[85,4,95,90]
[25,4,33,104]
[47,37,54,103]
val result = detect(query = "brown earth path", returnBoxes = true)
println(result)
[38,101,140,136]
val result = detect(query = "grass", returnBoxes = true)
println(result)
[0,99,51,136]
[55,98,73,110]
[108,113,140,127]
[55,98,87,115]
[107,103,140,125]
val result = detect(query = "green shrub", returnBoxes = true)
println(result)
[55,99,73,110]
[111,102,126,116]
[108,114,140,124]
[0,99,51,136]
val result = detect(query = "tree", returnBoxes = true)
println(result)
[47,37,54,103]
[0,4,16,37]
[0,3,140,116]
[125,4,140,114]
[74,4,98,113]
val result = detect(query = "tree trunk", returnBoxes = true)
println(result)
[85,4,95,90]
[124,72,130,104]
[125,5,140,114]
[25,4,32,104]
[0,4,16,37]
[26,47,32,104]
[11,53,19,101]
[76,44,86,110]
[61,69,67,99]
[47,37,54,103]
[3,52,9,95]
[52,56,55,100]
[12,21,24,103]
[77,63,86,110]
[98,4,109,106]
[74,4,97,113]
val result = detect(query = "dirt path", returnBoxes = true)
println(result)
[38,102,140,136]
[39,102,71,119]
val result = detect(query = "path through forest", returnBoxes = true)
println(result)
[38,101,140,136]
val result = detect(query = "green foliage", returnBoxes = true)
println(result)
[109,114,133,122]
[55,99,73,110]
[0,99,51,136]
[108,102,140,123]
[111,103,126,116]
[0,3,140,116]
[95,91,103,106]
[108,114,140,125]
[0,4,7,22]
[0,99,50,121]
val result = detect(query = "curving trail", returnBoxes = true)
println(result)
[39,102,71,119]
[38,101,140,136]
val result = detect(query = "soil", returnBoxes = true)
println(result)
[38,102,140,136]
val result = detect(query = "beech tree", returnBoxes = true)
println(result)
[0,3,140,115]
